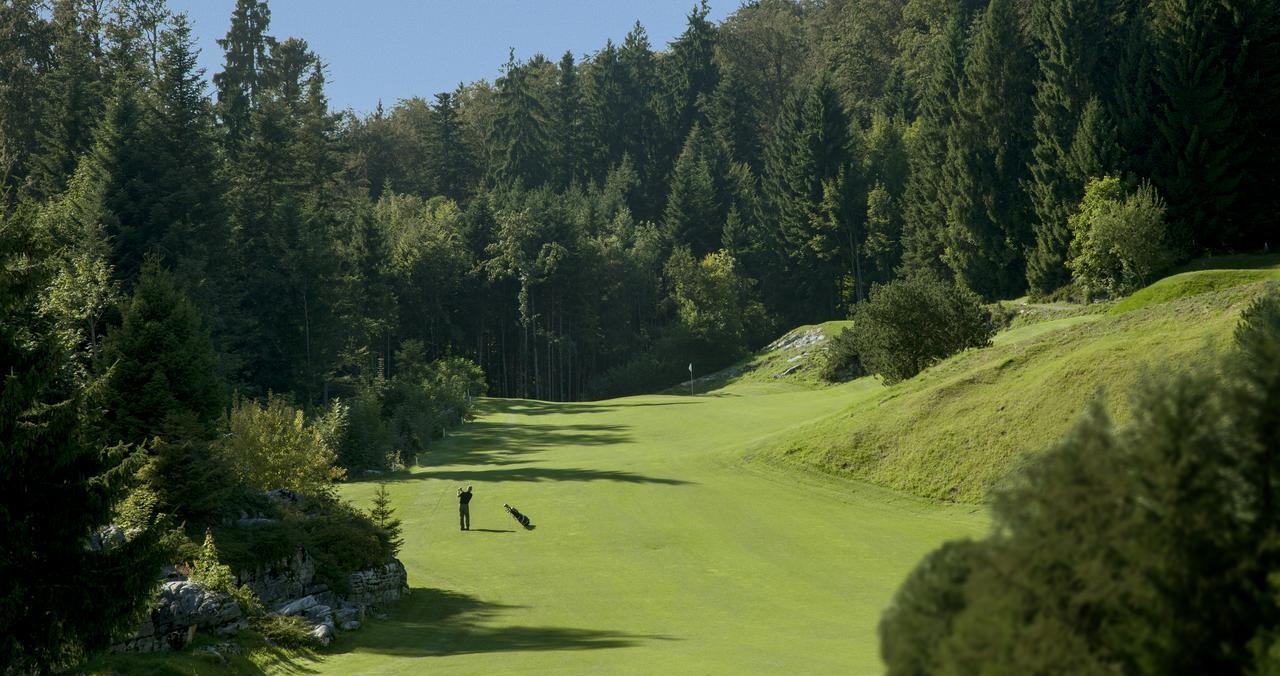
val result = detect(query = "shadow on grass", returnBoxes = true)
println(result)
[397,465,692,486]
[490,397,698,417]
[330,587,677,658]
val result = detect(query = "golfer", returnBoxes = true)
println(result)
[458,485,473,531]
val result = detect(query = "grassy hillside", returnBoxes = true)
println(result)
[756,262,1280,504]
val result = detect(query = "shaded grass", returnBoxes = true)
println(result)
[763,280,1276,503]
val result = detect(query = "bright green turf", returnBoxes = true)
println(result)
[763,278,1278,503]
[310,385,985,674]
[1109,266,1280,314]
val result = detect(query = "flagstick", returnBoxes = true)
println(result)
[688,362,694,397]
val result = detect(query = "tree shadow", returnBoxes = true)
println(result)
[488,397,698,417]
[329,587,677,658]
[400,465,692,485]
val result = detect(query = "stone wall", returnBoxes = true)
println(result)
[346,559,409,606]
[111,551,408,652]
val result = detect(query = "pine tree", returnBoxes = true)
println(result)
[1149,0,1245,252]
[33,0,106,200]
[763,72,860,320]
[665,124,724,256]
[369,483,403,557]
[899,14,965,278]
[490,51,552,188]
[1025,0,1113,295]
[940,0,1037,299]
[0,205,164,671]
[213,0,272,150]
[100,259,224,446]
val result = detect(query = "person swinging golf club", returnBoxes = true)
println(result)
[458,485,473,531]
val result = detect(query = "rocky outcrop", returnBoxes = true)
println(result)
[111,581,242,653]
[346,559,410,606]
[111,550,408,652]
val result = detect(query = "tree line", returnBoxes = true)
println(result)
[3,0,1275,407]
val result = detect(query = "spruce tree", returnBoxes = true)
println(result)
[899,14,964,278]
[940,0,1036,299]
[369,483,403,557]
[665,123,724,256]
[763,72,860,321]
[0,205,164,671]
[1149,0,1245,252]
[490,51,552,188]
[33,0,106,200]
[213,0,272,150]
[101,259,224,446]
[552,51,586,188]
[428,90,472,201]
[1025,0,1112,295]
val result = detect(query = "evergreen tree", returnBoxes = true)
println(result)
[0,1,50,202]
[0,205,163,671]
[899,14,965,278]
[664,123,724,256]
[100,260,224,446]
[552,51,586,188]
[657,2,720,180]
[940,0,1037,299]
[490,51,552,188]
[213,0,272,150]
[764,72,861,321]
[33,0,105,200]
[369,483,403,557]
[148,13,227,288]
[1025,0,1114,295]
[427,90,472,201]
[1149,0,1245,252]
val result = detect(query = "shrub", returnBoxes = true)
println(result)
[819,327,864,382]
[369,484,403,558]
[253,615,317,648]
[880,290,1280,673]
[849,272,994,384]
[1068,177,1177,298]
[218,394,346,495]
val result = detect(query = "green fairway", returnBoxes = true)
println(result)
[321,385,985,674]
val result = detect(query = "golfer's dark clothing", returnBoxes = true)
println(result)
[458,490,472,530]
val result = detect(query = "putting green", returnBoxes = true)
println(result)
[326,383,986,674]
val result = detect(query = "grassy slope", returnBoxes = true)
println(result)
[761,263,1280,503]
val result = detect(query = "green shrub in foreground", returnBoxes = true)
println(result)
[880,290,1280,674]
[849,272,994,384]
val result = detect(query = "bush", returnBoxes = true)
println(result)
[1068,177,1178,298]
[880,291,1280,674]
[819,327,864,382]
[253,615,317,649]
[218,394,346,495]
[849,272,994,384]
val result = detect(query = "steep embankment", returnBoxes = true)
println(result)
[755,258,1280,503]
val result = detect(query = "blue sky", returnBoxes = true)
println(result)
[167,0,736,115]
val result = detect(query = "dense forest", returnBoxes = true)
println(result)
[3,0,1276,408]
[3,0,1279,668]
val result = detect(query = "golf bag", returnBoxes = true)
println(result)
[504,504,535,530]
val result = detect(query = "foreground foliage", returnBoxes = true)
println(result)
[881,291,1280,673]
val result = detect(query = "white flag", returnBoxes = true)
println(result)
[688,363,693,372]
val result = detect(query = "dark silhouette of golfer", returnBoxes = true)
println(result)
[458,485,473,531]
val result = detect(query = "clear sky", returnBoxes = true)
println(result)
[166,0,736,115]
